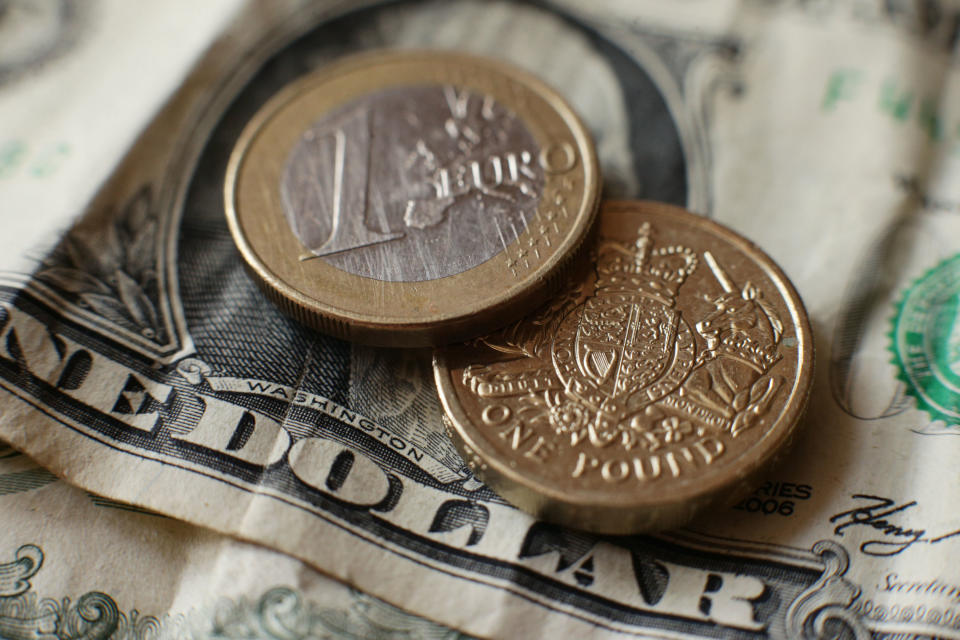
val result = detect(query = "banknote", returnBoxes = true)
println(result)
[0,443,471,640]
[2,0,960,638]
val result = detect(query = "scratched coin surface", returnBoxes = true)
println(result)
[225,50,599,346]
[434,201,814,533]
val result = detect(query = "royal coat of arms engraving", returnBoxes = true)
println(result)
[459,220,788,481]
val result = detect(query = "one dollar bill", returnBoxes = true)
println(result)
[1,0,960,638]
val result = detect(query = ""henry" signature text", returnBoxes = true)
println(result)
[830,494,960,557]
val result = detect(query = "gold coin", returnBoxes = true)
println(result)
[434,200,814,533]
[225,50,600,347]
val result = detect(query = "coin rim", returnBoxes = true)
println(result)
[433,200,815,531]
[224,48,600,347]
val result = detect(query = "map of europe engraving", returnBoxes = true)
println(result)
[281,85,544,282]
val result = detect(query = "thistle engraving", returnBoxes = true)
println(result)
[462,222,787,481]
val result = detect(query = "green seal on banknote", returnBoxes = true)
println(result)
[890,253,960,427]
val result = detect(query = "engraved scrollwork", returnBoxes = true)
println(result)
[784,541,870,640]
[257,587,309,640]
[175,357,213,386]
[0,544,467,640]
[0,544,154,640]
[0,545,43,597]
[61,592,120,640]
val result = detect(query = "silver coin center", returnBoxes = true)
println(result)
[280,84,544,282]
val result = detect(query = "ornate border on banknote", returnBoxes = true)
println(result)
[0,543,468,640]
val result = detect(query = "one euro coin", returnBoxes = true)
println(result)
[225,50,600,346]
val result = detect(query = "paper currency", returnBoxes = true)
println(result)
[2,0,960,638]
[0,444,469,640]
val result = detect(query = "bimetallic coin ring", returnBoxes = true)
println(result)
[434,201,814,533]
[225,50,600,347]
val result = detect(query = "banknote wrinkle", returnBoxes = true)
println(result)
[173,536,308,639]
[273,340,319,440]
[828,52,953,423]
[564,18,689,205]
[228,340,329,537]
[830,210,925,421]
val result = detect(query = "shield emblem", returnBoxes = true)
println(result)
[552,294,694,424]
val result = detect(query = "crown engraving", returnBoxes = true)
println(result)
[595,223,698,307]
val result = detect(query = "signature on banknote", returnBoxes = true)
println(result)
[831,494,960,556]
